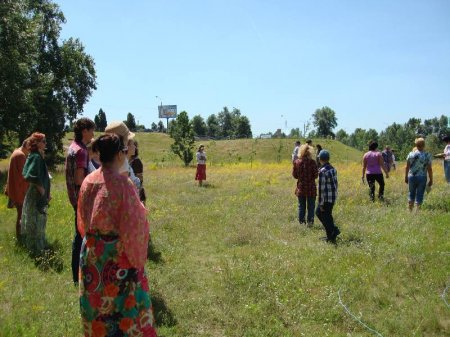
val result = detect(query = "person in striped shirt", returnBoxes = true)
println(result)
[316,150,340,244]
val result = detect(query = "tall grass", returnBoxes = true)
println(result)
[0,139,449,336]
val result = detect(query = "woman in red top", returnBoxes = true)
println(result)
[292,145,319,226]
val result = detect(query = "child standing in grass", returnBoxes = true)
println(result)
[195,144,207,186]
[316,150,340,244]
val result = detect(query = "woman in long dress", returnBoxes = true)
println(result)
[77,133,157,337]
[195,144,206,186]
[21,132,51,255]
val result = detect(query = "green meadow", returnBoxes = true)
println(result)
[0,133,449,337]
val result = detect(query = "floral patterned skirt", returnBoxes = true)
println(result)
[79,232,157,337]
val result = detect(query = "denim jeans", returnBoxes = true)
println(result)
[316,202,339,240]
[408,175,427,205]
[444,160,450,183]
[298,196,316,223]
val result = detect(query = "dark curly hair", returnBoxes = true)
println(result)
[74,118,95,142]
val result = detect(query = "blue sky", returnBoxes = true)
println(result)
[57,0,450,136]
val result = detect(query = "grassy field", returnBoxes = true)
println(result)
[0,134,449,336]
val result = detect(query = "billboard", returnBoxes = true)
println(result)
[158,105,177,118]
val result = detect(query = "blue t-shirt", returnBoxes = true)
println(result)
[406,150,432,177]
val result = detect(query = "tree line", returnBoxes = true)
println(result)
[335,116,449,159]
[93,106,253,140]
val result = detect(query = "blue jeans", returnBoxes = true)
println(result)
[298,196,316,223]
[444,160,450,183]
[408,175,427,205]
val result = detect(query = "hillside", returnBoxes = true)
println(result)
[115,133,363,167]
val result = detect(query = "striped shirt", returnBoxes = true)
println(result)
[318,163,338,205]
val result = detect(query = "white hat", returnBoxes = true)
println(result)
[105,121,135,143]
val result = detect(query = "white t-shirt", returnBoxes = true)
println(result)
[197,151,206,164]
[444,144,450,161]
[292,146,299,161]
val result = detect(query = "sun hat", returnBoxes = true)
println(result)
[318,149,330,161]
[105,121,135,143]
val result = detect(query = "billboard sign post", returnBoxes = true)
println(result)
[158,105,177,132]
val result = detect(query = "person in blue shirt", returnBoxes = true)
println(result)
[405,138,433,211]
[316,150,340,244]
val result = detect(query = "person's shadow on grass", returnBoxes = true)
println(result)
[151,290,177,328]
[147,238,163,264]
[17,238,64,273]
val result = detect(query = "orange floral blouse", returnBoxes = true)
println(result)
[77,167,149,268]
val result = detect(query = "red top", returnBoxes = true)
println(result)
[6,148,29,204]
[292,157,318,197]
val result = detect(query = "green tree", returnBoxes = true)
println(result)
[157,120,166,133]
[235,116,252,138]
[335,129,349,144]
[0,0,96,163]
[206,114,220,138]
[169,111,195,166]
[94,108,107,131]
[151,122,158,132]
[192,115,207,136]
[217,107,233,138]
[312,106,338,138]
[124,112,137,132]
[289,128,301,138]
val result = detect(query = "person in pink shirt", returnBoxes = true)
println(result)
[77,133,157,337]
[362,141,389,202]
[5,138,30,239]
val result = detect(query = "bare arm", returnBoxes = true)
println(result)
[362,157,367,178]
[404,161,410,184]
[378,155,389,177]
[427,164,433,187]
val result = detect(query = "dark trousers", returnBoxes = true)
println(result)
[366,174,384,200]
[297,196,316,223]
[316,202,339,240]
[72,206,82,284]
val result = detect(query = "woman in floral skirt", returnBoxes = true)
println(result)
[77,133,157,337]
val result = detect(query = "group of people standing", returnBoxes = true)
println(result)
[5,118,157,336]
[291,135,449,243]
[292,140,341,244]
[5,132,51,254]
[361,137,448,212]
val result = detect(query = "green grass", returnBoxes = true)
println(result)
[0,137,449,336]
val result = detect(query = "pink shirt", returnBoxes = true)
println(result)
[77,167,149,268]
[363,151,383,174]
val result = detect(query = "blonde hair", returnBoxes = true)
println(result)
[414,137,425,151]
[299,144,313,158]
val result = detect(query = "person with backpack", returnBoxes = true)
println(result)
[382,146,394,173]
[405,138,433,212]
